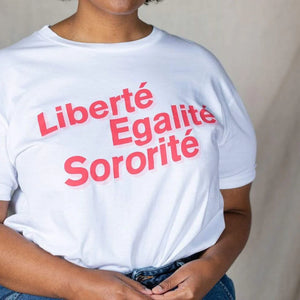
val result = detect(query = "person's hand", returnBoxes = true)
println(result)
[67,268,154,300]
[149,257,222,300]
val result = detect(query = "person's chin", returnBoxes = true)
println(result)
[90,0,142,16]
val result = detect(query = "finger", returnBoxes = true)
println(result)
[116,273,153,295]
[151,278,196,300]
[151,270,187,294]
[123,283,154,300]
[149,287,186,300]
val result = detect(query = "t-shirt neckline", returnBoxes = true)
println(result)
[37,24,163,51]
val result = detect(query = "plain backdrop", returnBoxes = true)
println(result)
[0,0,299,299]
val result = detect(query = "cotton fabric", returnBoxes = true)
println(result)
[0,24,256,273]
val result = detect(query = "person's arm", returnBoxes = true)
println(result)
[0,201,153,300]
[195,182,252,275]
[149,182,252,299]
[0,200,78,298]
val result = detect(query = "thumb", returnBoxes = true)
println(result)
[152,275,178,294]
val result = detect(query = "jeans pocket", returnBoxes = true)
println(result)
[0,285,20,300]
[202,274,236,300]
[218,274,236,300]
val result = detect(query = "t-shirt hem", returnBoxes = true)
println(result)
[0,183,14,200]
[219,168,256,189]
[0,195,12,201]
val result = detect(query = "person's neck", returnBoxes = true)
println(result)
[49,2,153,44]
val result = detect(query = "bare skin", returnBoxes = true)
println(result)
[0,212,153,299]
[0,3,156,300]
[49,0,154,44]
[0,183,253,299]
[0,1,254,299]
[149,183,253,299]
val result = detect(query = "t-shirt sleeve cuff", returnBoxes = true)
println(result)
[219,168,256,189]
[0,183,15,201]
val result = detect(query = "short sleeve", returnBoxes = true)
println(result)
[0,113,19,200]
[216,67,257,189]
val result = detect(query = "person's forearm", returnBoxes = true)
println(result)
[0,224,82,299]
[197,209,251,278]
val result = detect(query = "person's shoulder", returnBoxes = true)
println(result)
[157,26,228,75]
[0,27,44,68]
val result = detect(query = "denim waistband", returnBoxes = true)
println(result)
[124,250,205,282]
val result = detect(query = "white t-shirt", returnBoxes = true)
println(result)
[0,24,257,273]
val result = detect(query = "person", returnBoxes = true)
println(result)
[0,0,257,299]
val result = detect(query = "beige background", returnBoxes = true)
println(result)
[0,0,299,299]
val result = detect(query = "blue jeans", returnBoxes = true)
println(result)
[0,252,235,299]
[123,251,235,300]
